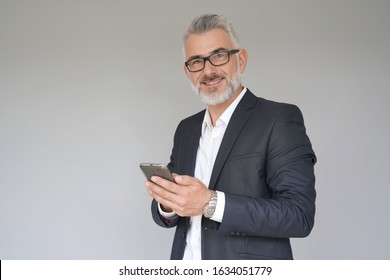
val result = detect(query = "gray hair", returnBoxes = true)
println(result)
[183,14,240,48]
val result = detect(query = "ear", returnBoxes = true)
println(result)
[238,48,248,73]
[183,64,191,79]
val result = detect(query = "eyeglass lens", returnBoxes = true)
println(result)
[187,50,231,72]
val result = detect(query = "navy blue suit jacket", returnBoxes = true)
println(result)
[151,89,316,259]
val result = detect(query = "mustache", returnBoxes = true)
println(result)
[200,74,226,83]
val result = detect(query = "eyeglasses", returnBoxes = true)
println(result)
[185,49,240,72]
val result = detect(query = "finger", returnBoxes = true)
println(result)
[151,176,180,194]
[152,191,176,212]
[146,182,185,214]
[146,180,179,205]
[174,175,201,186]
[145,180,156,198]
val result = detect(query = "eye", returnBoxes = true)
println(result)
[213,51,228,60]
[191,58,204,65]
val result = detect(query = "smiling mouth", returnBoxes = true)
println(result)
[201,75,225,87]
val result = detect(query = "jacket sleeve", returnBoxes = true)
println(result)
[218,104,316,238]
[151,199,179,228]
[150,121,182,229]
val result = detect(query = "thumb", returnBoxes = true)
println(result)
[174,175,198,186]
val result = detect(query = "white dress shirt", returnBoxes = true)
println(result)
[159,87,247,260]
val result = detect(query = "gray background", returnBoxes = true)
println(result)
[1,0,389,259]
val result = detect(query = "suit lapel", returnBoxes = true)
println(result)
[182,112,204,230]
[208,90,257,189]
[185,112,204,177]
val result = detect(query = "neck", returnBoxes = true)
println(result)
[207,85,243,126]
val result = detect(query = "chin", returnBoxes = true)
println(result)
[199,89,233,106]
[191,72,241,106]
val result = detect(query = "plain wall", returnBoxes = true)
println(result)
[1,0,389,259]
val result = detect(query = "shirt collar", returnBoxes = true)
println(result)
[201,87,247,134]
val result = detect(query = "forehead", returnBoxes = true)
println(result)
[184,28,234,58]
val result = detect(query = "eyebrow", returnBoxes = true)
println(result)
[187,48,228,61]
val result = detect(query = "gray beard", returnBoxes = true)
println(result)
[191,69,242,106]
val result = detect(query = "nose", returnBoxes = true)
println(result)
[202,59,217,75]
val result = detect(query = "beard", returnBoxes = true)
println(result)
[190,67,242,106]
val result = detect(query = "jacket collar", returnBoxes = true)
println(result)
[208,89,257,189]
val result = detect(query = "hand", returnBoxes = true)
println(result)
[145,174,212,217]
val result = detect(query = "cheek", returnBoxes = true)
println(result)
[227,66,240,81]
[189,74,201,86]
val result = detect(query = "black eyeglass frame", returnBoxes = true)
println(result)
[185,49,240,72]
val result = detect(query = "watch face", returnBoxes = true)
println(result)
[203,191,217,218]
[205,203,216,218]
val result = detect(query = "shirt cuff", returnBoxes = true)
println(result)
[210,191,225,223]
[158,203,177,219]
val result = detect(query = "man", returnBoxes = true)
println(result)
[145,14,316,260]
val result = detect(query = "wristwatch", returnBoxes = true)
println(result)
[203,190,218,218]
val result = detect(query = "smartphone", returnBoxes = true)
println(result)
[139,163,175,182]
